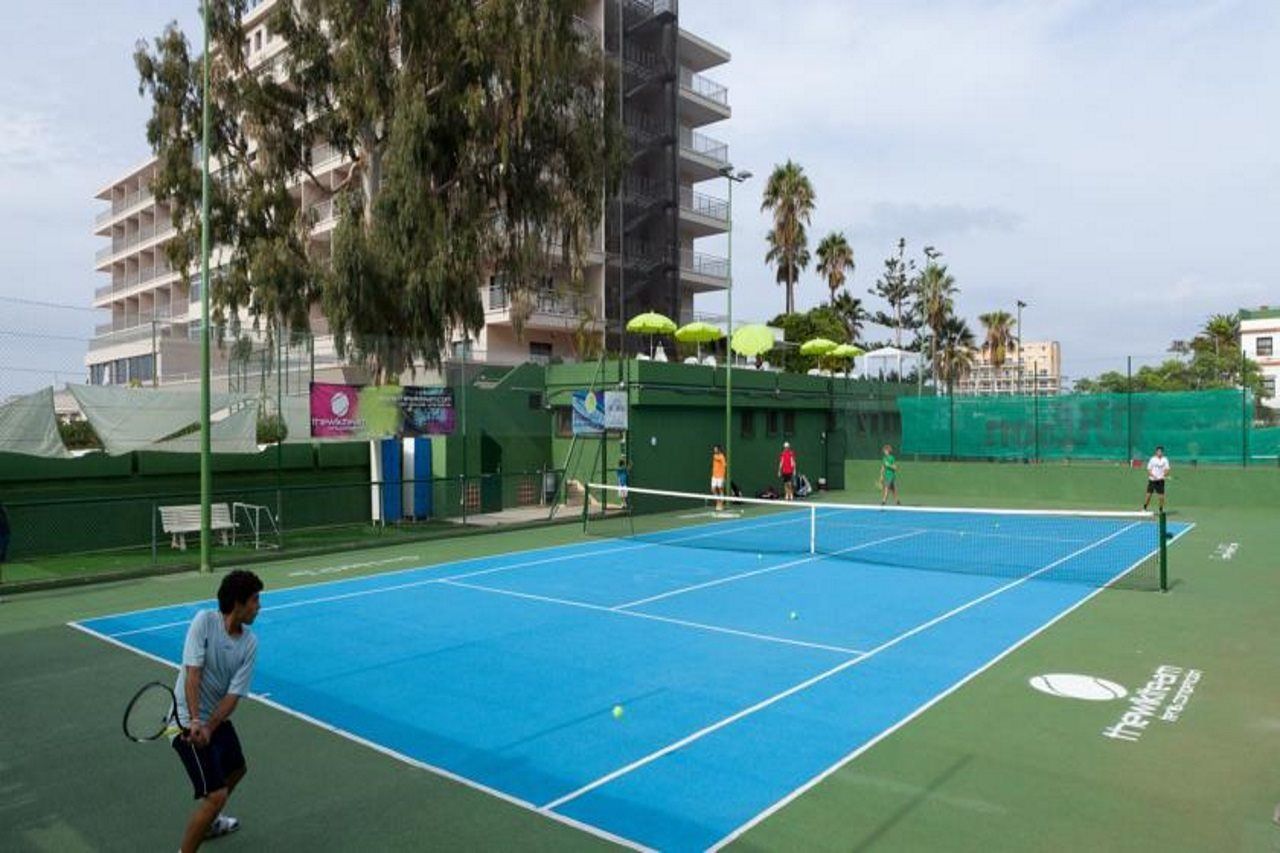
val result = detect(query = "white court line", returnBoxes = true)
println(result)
[65,621,649,852]
[613,530,928,611]
[541,521,1142,812]
[710,518,1197,849]
[439,578,864,656]
[100,511,812,639]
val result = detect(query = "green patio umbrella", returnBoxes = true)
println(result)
[799,337,839,356]
[626,311,677,357]
[730,324,776,363]
[675,321,724,361]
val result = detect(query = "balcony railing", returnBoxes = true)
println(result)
[308,197,338,226]
[95,222,178,262]
[95,187,154,225]
[307,142,345,171]
[679,186,729,222]
[488,286,593,319]
[678,66,728,105]
[680,248,728,280]
[678,126,728,165]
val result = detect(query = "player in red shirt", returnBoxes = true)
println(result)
[777,441,797,501]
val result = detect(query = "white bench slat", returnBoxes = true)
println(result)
[159,503,235,550]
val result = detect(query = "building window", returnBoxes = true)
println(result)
[766,411,779,436]
[529,341,553,364]
[451,339,472,360]
[89,363,107,385]
[1264,377,1277,399]
[783,411,796,435]
[1257,337,1273,357]
[554,407,573,438]
[740,409,754,438]
[254,30,263,52]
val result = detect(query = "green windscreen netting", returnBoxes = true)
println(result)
[900,388,1265,463]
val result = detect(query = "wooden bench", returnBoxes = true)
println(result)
[158,503,235,550]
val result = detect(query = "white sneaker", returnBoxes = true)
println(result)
[206,815,240,839]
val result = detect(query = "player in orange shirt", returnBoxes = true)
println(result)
[710,444,727,511]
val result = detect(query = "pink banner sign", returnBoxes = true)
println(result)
[310,382,364,438]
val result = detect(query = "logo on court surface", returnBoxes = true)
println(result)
[1029,667,1202,743]
[1028,673,1127,701]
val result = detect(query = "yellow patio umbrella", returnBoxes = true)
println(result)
[830,344,864,359]
[730,324,776,366]
[674,321,724,361]
[799,338,839,356]
[626,311,677,357]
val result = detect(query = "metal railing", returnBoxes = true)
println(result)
[95,222,178,262]
[678,186,729,222]
[678,126,729,165]
[678,66,728,105]
[680,248,729,279]
[95,187,154,225]
[487,285,593,319]
[308,197,337,226]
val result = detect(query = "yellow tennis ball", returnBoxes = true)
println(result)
[612,704,624,720]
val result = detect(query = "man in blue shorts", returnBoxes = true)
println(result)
[172,569,263,851]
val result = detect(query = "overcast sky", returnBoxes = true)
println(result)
[0,1,1276,398]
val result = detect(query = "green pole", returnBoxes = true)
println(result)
[199,0,213,573]
[1126,355,1133,463]
[1158,508,1168,592]
[724,173,733,490]
[1033,359,1040,462]
[1241,347,1248,467]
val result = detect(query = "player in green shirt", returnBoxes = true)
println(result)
[879,444,900,506]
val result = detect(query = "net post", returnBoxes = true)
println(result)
[809,505,816,555]
[1158,509,1168,592]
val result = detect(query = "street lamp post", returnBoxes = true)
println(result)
[1015,299,1027,395]
[719,165,751,490]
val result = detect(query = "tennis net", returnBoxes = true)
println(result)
[584,484,1173,591]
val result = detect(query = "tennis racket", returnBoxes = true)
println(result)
[123,681,185,742]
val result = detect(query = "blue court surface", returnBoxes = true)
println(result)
[74,506,1191,851]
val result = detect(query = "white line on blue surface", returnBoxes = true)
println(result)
[540,521,1143,811]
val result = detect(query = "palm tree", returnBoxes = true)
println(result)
[831,289,868,343]
[936,313,977,389]
[915,262,958,384]
[978,310,1017,392]
[1199,313,1240,357]
[816,232,855,306]
[761,160,815,315]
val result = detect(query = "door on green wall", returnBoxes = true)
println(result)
[826,428,847,490]
[480,433,503,513]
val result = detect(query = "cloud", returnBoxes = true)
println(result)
[853,202,1022,246]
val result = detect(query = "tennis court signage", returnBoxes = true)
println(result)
[1100,665,1202,743]
[311,382,456,438]
[1028,666,1203,744]
[572,390,627,434]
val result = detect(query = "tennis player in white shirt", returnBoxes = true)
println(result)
[1143,445,1171,511]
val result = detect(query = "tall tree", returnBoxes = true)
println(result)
[868,238,918,348]
[915,261,959,383]
[761,160,815,315]
[978,310,1017,375]
[767,306,847,374]
[815,232,855,306]
[830,289,867,344]
[137,1,620,383]
[936,313,976,389]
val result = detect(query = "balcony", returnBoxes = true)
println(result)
[678,186,729,237]
[95,186,154,227]
[678,126,729,181]
[308,197,338,230]
[678,66,730,126]
[95,222,178,266]
[679,248,729,292]
[486,285,602,331]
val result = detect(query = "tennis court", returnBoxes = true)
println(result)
[71,487,1190,851]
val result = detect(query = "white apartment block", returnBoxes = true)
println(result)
[955,340,1062,396]
[1240,307,1280,409]
[88,0,732,387]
